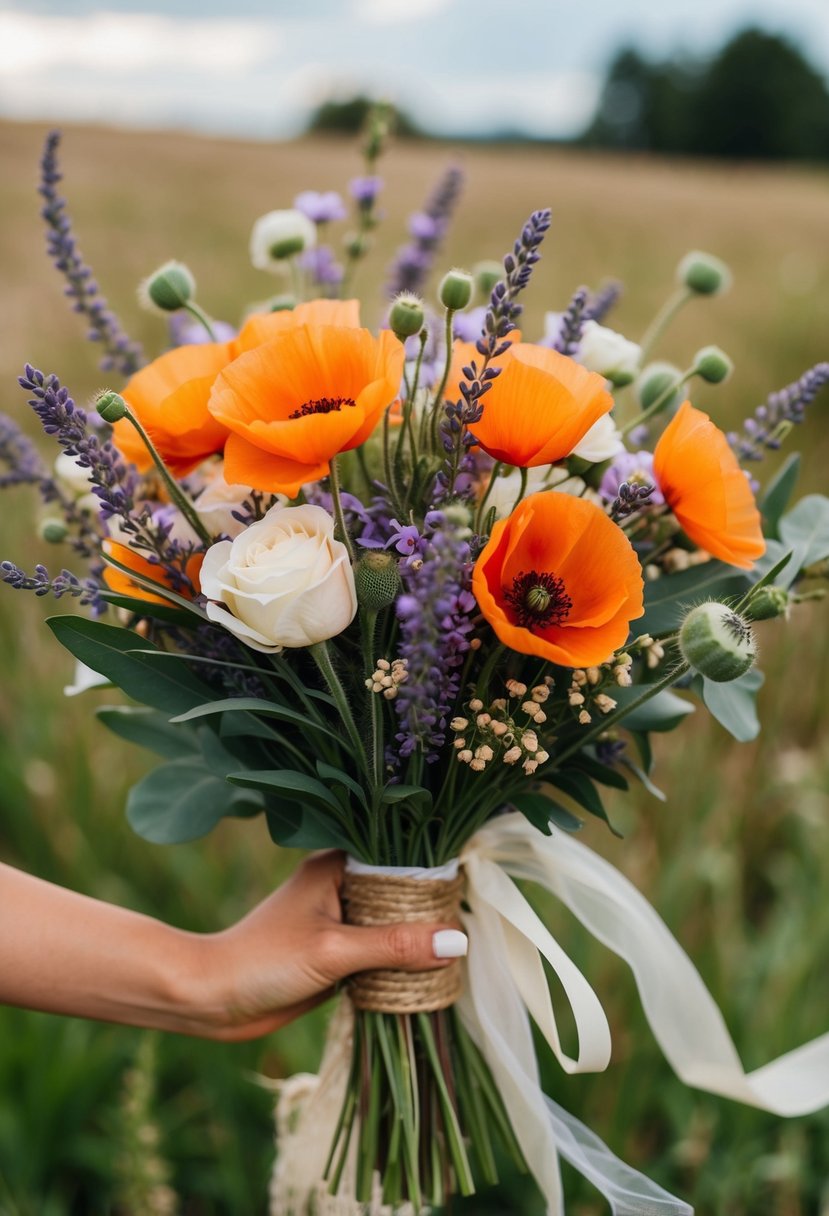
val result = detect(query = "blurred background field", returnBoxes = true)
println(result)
[0,118,828,1215]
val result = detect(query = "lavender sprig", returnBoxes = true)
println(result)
[584,280,622,324]
[728,362,829,461]
[609,481,655,521]
[551,286,589,356]
[39,131,144,376]
[1,560,100,606]
[394,513,476,761]
[0,414,47,487]
[385,165,464,298]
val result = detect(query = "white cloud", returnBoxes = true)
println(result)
[409,71,602,138]
[352,0,454,25]
[0,11,283,76]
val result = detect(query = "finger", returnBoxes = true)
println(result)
[321,922,468,981]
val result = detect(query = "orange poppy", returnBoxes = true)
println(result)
[111,300,361,479]
[467,343,614,468]
[653,401,765,570]
[207,325,405,496]
[473,492,644,666]
[102,540,203,606]
[112,342,234,477]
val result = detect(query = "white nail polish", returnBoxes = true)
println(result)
[432,929,468,959]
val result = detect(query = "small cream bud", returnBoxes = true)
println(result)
[450,717,469,731]
[469,698,484,712]
[503,746,522,764]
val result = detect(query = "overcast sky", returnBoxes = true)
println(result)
[2,0,829,139]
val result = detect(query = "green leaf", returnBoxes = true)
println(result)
[545,771,621,837]
[380,784,433,811]
[126,759,262,844]
[775,495,829,587]
[47,616,215,715]
[570,752,629,791]
[620,758,666,801]
[171,697,343,744]
[640,562,750,636]
[96,706,200,760]
[612,685,694,732]
[630,730,653,773]
[743,545,792,597]
[316,762,369,810]
[510,791,582,835]
[226,769,344,815]
[699,668,765,742]
[760,453,801,538]
[98,592,195,627]
[264,805,354,852]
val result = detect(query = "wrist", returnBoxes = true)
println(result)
[156,927,236,1038]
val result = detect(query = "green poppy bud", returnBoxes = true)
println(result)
[473,260,503,298]
[39,518,69,544]
[354,551,402,611]
[677,251,732,296]
[95,390,128,423]
[679,602,756,682]
[140,260,196,312]
[389,293,425,340]
[744,584,789,621]
[439,268,474,312]
[694,345,733,384]
[636,362,683,412]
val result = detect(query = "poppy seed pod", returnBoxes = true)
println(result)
[389,293,425,340]
[679,602,756,682]
[439,269,474,312]
[140,260,196,312]
[677,251,732,296]
[694,346,733,384]
[354,551,402,611]
[744,584,790,622]
[95,389,128,423]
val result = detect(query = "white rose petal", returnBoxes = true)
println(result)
[54,451,94,495]
[577,320,641,380]
[569,413,625,464]
[200,503,358,652]
[196,464,275,540]
[250,209,317,272]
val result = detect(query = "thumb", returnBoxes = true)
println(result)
[322,922,468,982]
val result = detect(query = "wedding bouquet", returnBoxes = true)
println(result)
[3,113,829,1215]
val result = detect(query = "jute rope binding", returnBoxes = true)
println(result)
[342,870,465,1014]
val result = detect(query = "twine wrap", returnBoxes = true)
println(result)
[342,863,464,1014]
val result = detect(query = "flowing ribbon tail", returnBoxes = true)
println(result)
[471,813,829,1116]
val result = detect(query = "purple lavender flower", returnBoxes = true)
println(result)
[551,286,589,357]
[452,307,487,344]
[1,559,101,608]
[298,245,344,287]
[349,175,383,207]
[584,280,622,324]
[728,362,829,461]
[385,165,464,298]
[0,414,47,488]
[168,314,236,347]
[600,451,663,504]
[393,514,476,760]
[39,131,144,377]
[294,190,347,224]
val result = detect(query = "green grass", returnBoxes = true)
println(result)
[0,119,828,1214]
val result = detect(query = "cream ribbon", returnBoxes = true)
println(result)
[272,815,829,1215]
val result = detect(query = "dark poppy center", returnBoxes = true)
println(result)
[288,396,356,419]
[503,570,572,630]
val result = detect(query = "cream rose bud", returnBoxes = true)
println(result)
[569,412,625,463]
[196,467,276,540]
[199,503,358,652]
[250,209,317,271]
[577,321,641,381]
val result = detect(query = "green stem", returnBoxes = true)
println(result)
[416,1013,475,1196]
[182,301,218,342]
[510,465,528,514]
[550,657,690,771]
[123,408,213,546]
[638,286,693,362]
[361,609,383,787]
[309,641,369,779]
[620,367,695,438]
[327,456,355,563]
[473,460,504,534]
[429,308,456,450]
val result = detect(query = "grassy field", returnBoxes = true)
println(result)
[0,119,828,1215]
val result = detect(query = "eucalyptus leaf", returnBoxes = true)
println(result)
[699,668,765,742]
[611,685,694,732]
[264,805,355,852]
[640,562,750,636]
[544,772,621,837]
[620,758,666,801]
[226,769,345,816]
[509,791,583,836]
[775,495,829,587]
[96,706,200,760]
[47,616,214,715]
[126,759,262,844]
[171,697,343,743]
[570,752,629,791]
[760,453,800,538]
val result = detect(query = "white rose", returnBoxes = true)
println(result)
[55,452,93,494]
[577,320,641,381]
[250,209,316,272]
[196,466,279,540]
[200,503,357,652]
[569,413,625,464]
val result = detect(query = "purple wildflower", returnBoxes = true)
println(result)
[294,190,347,224]
[298,245,344,287]
[551,286,589,356]
[584,280,622,324]
[0,414,47,488]
[39,131,144,377]
[600,451,663,505]
[393,514,476,760]
[728,362,829,461]
[452,307,487,343]
[168,314,236,347]
[385,165,464,298]
[1,559,101,608]
[349,175,383,207]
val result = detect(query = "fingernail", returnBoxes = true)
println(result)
[432,929,468,959]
